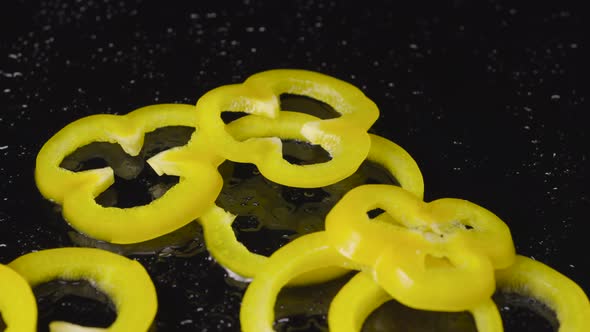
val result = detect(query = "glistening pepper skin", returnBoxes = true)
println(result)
[0,264,37,332]
[240,231,355,332]
[8,248,157,332]
[35,104,223,244]
[495,255,590,332]
[24,69,589,331]
[195,69,379,188]
[200,111,424,285]
[240,184,516,331]
[328,272,503,332]
[325,184,515,311]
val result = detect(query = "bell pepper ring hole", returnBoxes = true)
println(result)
[59,126,194,208]
[278,93,344,165]
[366,207,405,227]
[367,208,385,219]
[33,279,117,332]
[282,139,332,166]
[362,299,477,332]
[280,93,341,120]
[492,291,558,332]
[216,158,401,258]
[274,273,353,331]
[221,111,249,124]
[231,215,297,257]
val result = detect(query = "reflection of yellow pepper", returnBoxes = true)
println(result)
[200,111,423,285]
[328,272,503,332]
[0,264,37,332]
[8,248,157,332]
[326,184,515,311]
[496,255,590,331]
[35,104,223,243]
[195,69,379,188]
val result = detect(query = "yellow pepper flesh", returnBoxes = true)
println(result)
[35,104,223,243]
[325,184,515,311]
[20,69,588,332]
[0,264,37,332]
[195,69,379,188]
[240,231,356,332]
[328,272,503,332]
[8,248,157,332]
[200,111,424,285]
[495,255,590,331]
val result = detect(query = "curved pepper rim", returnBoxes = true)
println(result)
[35,104,223,243]
[495,255,590,332]
[325,184,514,311]
[194,69,379,188]
[200,111,424,285]
[0,263,37,332]
[8,247,158,332]
[328,271,503,332]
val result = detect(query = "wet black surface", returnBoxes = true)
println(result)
[1,1,588,331]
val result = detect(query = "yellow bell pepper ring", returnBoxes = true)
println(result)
[35,104,223,243]
[374,244,495,312]
[495,255,590,331]
[325,184,515,311]
[0,264,37,332]
[195,69,379,188]
[328,272,503,332]
[328,272,390,332]
[8,247,157,332]
[200,111,424,285]
[240,231,357,332]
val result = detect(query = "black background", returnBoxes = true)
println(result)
[1,0,588,331]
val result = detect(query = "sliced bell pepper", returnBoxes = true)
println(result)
[328,271,503,332]
[200,111,423,285]
[0,264,37,332]
[495,255,590,331]
[325,184,515,311]
[240,231,356,332]
[35,104,224,244]
[8,247,157,332]
[195,69,379,188]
